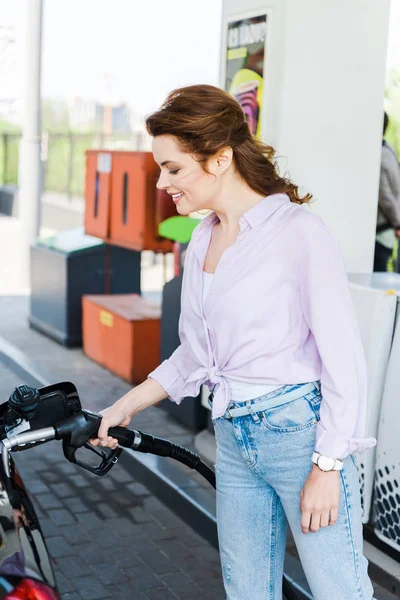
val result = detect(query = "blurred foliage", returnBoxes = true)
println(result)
[0,130,139,195]
[41,99,70,132]
[0,133,20,185]
[0,100,139,194]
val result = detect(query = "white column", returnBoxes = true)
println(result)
[221,0,391,272]
[18,0,43,284]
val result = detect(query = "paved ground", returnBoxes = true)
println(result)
[0,361,225,600]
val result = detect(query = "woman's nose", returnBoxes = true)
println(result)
[156,170,169,190]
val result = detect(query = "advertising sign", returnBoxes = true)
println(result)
[225,14,268,139]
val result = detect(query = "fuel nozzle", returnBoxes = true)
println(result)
[8,385,40,421]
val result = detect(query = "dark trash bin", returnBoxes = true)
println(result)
[29,227,141,347]
[159,243,208,431]
[0,184,17,216]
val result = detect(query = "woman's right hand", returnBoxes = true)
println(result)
[87,378,168,450]
[88,401,132,450]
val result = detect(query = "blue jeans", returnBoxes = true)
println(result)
[211,382,375,600]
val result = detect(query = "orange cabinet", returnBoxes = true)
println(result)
[82,294,161,384]
[84,151,112,240]
[84,150,175,253]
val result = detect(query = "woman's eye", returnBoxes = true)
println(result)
[169,169,180,175]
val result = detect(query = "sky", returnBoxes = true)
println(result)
[2,0,223,119]
[1,0,400,123]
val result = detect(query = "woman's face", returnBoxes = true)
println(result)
[152,135,220,215]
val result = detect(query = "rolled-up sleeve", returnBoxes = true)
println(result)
[299,219,377,459]
[148,341,201,404]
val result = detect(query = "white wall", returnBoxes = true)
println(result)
[221,0,391,272]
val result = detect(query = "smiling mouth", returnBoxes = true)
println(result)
[171,192,184,203]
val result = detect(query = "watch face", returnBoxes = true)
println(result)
[317,455,335,471]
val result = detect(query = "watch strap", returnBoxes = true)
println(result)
[312,451,343,471]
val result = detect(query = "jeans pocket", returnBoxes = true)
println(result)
[260,395,319,433]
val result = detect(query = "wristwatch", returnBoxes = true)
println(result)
[311,451,343,472]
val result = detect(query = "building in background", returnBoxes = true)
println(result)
[68,97,133,134]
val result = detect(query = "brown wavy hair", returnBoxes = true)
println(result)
[145,84,311,205]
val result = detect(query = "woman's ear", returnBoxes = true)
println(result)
[215,147,233,173]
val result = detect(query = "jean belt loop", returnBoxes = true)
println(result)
[246,400,261,423]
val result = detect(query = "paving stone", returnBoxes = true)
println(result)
[105,584,147,600]
[46,536,75,559]
[67,473,87,487]
[54,570,75,594]
[61,524,91,545]
[48,508,77,527]
[160,571,203,599]
[150,509,186,529]
[115,493,134,507]
[84,489,103,502]
[90,527,121,547]
[89,562,129,585]
[53,482,77,498]
[96,503,118,519]
[144,587,179,599]
[98,477,116,491]
[128,482,151,496]
[64,497,89,513]
[37,493,65,510]
[69,576,110,600]
[26,479,50,494]
[130,506,157,524]
[105,547,143,569]
[39,517,62,538]
[42,470,62,483]
[155,539,194,563]
[76,512,104,530]
[124,564,164,590]
[58,463,78,475]
[138,549,180,576]
[110,467,133,483]
[120,534,157,555]
[58,556,91,579]
[102,516,137,537]
[76,543,111,566]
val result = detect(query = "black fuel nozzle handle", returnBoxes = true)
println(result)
[56,409,122,476]
[54,409,101,446]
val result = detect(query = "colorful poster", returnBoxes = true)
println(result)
[225,14,267,139]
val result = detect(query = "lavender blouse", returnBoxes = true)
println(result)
[148,193,377,459]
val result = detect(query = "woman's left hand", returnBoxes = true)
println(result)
[300,464,340,534]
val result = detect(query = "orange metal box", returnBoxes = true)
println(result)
[84,151,112,239]
[82,294,161,384]
[109,151,173,253]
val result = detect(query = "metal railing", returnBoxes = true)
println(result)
[0,131,149,198]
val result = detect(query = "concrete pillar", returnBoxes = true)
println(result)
[18,0,43,284]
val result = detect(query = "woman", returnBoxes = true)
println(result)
[90,84,377,599]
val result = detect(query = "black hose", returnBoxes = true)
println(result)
[109,426,216,488]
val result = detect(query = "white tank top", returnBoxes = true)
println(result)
[202,271,282,401]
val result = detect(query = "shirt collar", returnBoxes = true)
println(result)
[197,193,290,233]
[243,193,290,228]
